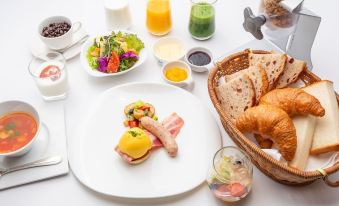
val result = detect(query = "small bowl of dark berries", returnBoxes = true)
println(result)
[38,16,82,50]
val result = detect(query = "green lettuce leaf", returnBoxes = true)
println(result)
[87,45,99,69]
[119,57,138,72]
[124,34,145,53]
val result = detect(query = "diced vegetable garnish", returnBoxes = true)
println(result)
[139,105,150,111]
[123,120,129,127]
[134,100,145,108]
[152,115,158,121]
[128,120,139,128]
[144,109,149,116]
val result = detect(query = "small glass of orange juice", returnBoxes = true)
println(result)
[146,0,172,36]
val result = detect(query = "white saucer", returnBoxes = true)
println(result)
[29,27,88,60]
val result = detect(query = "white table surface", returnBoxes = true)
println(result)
[0,0,338,205]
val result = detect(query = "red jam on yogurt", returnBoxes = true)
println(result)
[39,65,61,81]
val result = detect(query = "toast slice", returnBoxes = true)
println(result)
[275,56,306,88]
[225,65,269,104]
[302,81,339,155]
[216,73,256,123]
[289,115,316,170]
[249,52,287,90]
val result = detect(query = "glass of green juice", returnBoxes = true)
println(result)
[189,0,217,40]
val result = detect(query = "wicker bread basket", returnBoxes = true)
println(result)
[208,50,339,187]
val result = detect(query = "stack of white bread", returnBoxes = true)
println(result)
[215,50,339,170]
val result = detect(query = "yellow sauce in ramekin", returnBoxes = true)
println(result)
[165,67,188,82]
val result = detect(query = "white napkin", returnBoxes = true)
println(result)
[262,149,287,163]
[262,149,339,171]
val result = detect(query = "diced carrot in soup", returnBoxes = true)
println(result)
[0,112,37,153]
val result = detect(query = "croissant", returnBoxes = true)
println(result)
[236,105,297,161]
[254,134,273,149]
[259,88,325,117]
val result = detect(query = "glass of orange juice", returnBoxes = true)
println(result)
[146,0,172,36]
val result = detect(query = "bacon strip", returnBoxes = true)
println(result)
[115,146,150,163]
[148,113,184,149]
[115,146,134,162]
[162,113,185,137]
[144,130,163,148]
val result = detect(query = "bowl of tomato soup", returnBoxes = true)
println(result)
[0,101,40,157]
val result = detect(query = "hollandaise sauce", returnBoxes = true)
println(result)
[165,67,188,82]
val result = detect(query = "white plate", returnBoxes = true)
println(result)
[29,27,88,60]
[69,82,222,198]
[80,30,147,77]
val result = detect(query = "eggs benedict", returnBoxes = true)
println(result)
[115,127,152,164]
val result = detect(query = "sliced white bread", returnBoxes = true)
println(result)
[249,52,287,90]
[225,65,269,104]
[215,73,256,123]
[289,115,316,170]
[302,81,339,155]
[275,56,306,88]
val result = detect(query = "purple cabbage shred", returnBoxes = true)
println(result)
[120,51,138,60]
[98,57,108,72]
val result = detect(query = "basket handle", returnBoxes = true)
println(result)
[323,176,339,187]
[317,168,339,187]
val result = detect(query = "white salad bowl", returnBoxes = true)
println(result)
[80,30,147,77]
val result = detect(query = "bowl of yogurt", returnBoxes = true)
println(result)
[152,37,186,66]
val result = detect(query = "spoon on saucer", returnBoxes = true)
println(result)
[0,156,62,178]
[57,34,89,53]
[35,35,89,61]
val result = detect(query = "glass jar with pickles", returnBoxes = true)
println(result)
[189,0,216,40]
[206,146,253,202]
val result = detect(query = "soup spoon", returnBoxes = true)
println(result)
[0,156,62,178]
